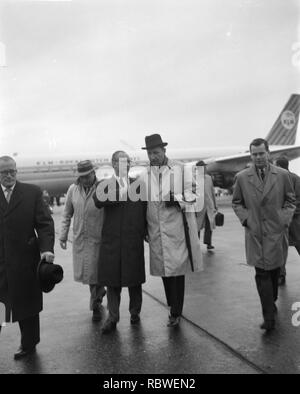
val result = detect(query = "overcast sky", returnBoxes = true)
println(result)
[0,0,299,169]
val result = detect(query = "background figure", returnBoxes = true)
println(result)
[42,190,53,215]
[275,156,300,286]
[143,134,203,328]
[60,160,106,322]
[0,156,55,359]
[196,161,218,251]
[232,139,295,332]
[93,151,146,334]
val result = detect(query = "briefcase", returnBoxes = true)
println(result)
[215,212,224,227]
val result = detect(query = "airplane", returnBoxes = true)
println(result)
[5,94,300,197]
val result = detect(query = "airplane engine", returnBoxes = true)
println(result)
[210,172,235,189]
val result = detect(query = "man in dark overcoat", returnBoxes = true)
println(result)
[0,156,55,359]
[93,151,146,334]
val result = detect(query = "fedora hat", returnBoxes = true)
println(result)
[142,134,168,150]
[37,258,64,293]
[75,160,96,177]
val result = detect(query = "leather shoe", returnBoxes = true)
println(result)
[130,314,140,325]
[14,346,36,360]
[101,320,117,334]
[260,320,275,332]
[278,276,286,286]
[167,315,180,327]
[207,245,215,251]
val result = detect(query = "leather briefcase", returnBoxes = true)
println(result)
[215,212,224,227]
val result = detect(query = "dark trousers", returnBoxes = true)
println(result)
[107,285,142,323]
[162,276,185,318]
[19,314,40,350]
[255,267,280,322]
[204,214,212,246]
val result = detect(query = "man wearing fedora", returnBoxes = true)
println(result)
[60,160,106,322]
[0,156,55,359]
[142,134,203,327]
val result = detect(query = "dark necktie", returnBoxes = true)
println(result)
[5,188,12,203]
[260,169,265,182]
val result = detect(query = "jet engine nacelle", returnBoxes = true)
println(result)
[210,172,235,190]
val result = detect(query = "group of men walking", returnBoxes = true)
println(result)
[0,134,299,360]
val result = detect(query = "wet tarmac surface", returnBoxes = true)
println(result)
[0,197,300,374]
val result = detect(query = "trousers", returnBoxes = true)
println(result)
[255,267,280,322]
[107,285,142,323]
[162,275,185,318]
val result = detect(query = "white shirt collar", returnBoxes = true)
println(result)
[1,183,16,193]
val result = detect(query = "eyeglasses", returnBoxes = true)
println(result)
[0,170,17,176]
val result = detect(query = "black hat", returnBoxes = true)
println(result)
[37,258,64,293]
[75,160,96,177]
[142,134,168,150]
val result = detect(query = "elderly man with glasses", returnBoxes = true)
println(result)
[0,156,54,359]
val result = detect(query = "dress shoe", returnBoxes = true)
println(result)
[278,276,286,286]
[167,315,181,327]
[14,346,36,360]
[101,320,117,334]
[260,320,275,332]
[92,306,103,322]
[207,245,215,251]
[130,314,140,325]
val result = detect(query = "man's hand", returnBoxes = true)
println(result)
[41,251,55,263]
[60,241,67,250]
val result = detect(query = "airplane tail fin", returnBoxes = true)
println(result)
[266,94,300,145]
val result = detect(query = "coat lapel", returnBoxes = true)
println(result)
[262,165,277,202]
[5,182,23,216]
[0,187,7,213]
[247,166,264,194]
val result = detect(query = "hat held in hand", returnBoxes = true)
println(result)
[37,258,64,293]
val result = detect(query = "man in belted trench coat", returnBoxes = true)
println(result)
[232,139,296,331]
[142,134,203,328]
[0,156,55,359]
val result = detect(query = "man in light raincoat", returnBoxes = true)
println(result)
[142,134,203,328]
[60,160,106,322]
[232,139,296,332]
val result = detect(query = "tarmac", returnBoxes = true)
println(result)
[0,197,300,374]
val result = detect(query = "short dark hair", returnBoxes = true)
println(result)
[111,150,126,162]
[276,156,289,170]
[249,138,269,153]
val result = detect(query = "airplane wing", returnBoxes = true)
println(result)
[206,145,300,188]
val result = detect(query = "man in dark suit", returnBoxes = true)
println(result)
[0,156,55,359]
[93,151,146,334]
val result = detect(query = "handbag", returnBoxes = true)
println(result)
[215,211,224,227]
